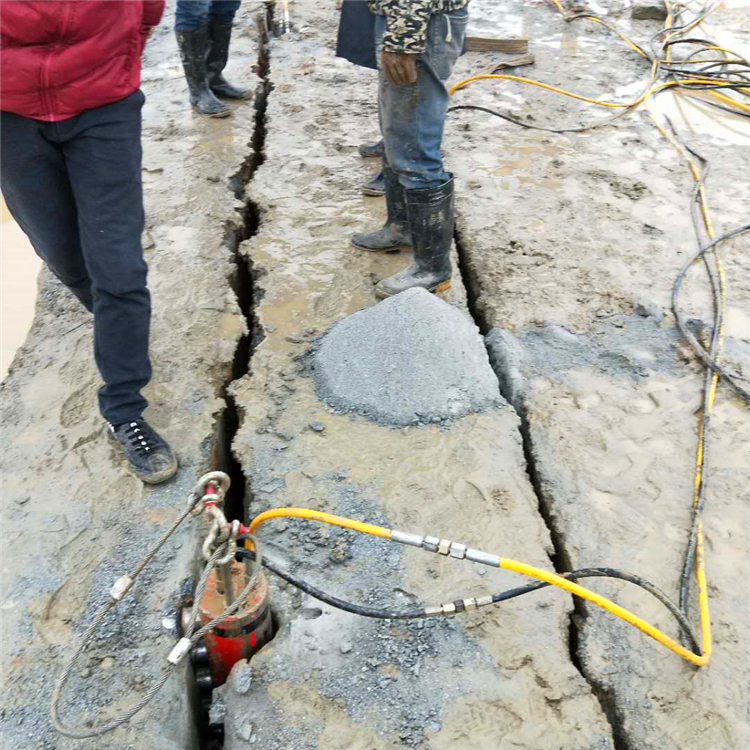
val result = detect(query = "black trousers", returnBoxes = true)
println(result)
[1,91,151,424]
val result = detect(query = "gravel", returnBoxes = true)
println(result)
[313,288,502,427]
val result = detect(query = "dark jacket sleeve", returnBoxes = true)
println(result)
[336,0,378,70]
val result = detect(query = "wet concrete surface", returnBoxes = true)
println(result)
[447,2,750,748]
[1,1,749,749]
[0,7,260,749]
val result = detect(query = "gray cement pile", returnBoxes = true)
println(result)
[313,288,502,426]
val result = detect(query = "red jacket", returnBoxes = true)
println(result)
[0,0,165,121]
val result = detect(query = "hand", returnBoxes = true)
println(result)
[381,51,418,85]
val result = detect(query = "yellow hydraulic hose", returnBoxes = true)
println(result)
[643,101,721,665]
[498,558,708,666]
[449,74,745,113]
[448,73,641,106]
[577,16,650,58]
[249,507,393,540]
[247,509,709,666]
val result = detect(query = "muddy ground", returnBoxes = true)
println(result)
[1,1,749,750]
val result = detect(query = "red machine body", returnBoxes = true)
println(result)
[197,560,273,686]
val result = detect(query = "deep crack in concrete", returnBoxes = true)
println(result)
[453,226,628,750]
[215,3,273,524]
[196,4,274,746]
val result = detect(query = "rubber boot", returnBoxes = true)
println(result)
[375,177,454,298]
[175,27,230,118]
[207,23,252,100]
[351,163,412,251]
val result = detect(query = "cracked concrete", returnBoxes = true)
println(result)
[446,2,750,748]
[224,1,620,748]
[0,6,262,748]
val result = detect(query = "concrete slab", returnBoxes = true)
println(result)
[225,2,614,747]
[448,1,750,747]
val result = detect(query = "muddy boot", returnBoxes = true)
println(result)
[207,23,252,100]
[175,27,230,118]
[108,419,178,484]
[375,177,454,299]
[361,171,385,197]
[359,140,385,158]
[351,163,411,251]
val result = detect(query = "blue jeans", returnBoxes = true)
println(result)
[174,0,241,31]
[376,8,468,190]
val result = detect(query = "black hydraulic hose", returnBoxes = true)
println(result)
[447,103,638,134]
[236,550,700,653]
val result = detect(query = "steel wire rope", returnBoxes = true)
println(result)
[50,525,263,739]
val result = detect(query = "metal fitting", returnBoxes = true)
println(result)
[202,506,232,561]
[190,643,210,666]
[391,530,424,548]
[189,471,231,515]
[437,539,452,556]
[463,597,478,611]
[110,575,134,602]
[214,520,239,566]
[476,595,494,608]
[167,637,193,666]
[449,542,467,560]
[441,602,457,615]
[422,536,440,553]
[465,548,501,567]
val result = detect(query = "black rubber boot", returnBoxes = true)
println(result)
[351,163,412,251]
[207,23,252,100]
[175,27,230,118]
[108,419,178,484]
[361,171,385,197]
[375,177,454,298]
[359,140,385,158]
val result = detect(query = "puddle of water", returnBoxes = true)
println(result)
[1,196,41,379]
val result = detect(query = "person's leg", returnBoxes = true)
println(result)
[174,0,211,31]
[175,0,231,117]
[375,9,468,297]
[379,10,467,190]
[361,170,385,197]
[61,91,152,425]
[0,112,93,311]
[351,162,411,250]
[358,140,384,159]
[62,91,177,483]
[208,0,241,25]
[206,0,249,100]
